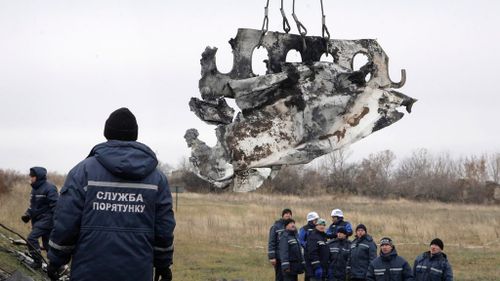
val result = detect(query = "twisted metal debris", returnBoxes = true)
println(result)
[185,28,415,192]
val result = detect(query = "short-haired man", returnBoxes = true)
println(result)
[366,237,413,281]
[279,219,305,281]
[269,208,293,281]
[413,238,453,281]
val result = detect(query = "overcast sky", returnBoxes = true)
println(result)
[0,0,499,174]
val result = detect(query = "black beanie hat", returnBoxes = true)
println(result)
[282,208,292,217]
[356,224,367,232]
[284,218,295,227]
[430,238,444,250]
[337,227,348,235]
[104,108,138,141]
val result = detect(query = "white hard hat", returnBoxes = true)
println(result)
[331,209,344,217]
[306,212,320,222]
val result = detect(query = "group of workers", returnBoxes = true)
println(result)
[268,208,453,281]
[21,108,176,281]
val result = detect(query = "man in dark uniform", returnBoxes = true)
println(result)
[413,238,453,281]
[366,237,413,281]
[22,167,59,269]
[299,211,319,281]
[47,108,176,281]
[326,209,353,239]
[349,224,377,281]
[327,227,351,281]
[279,219,305,281]
[269,208,293,281]
[306,219,329,281]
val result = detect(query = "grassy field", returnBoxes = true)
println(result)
[1,184,499,280]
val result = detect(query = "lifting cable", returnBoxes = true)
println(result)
[257,0,331,53]
[257,0,270,48]
[280,0,291,33]
[292,0,308,51]
[320,0,331,56]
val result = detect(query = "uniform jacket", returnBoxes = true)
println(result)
[305,230,329,278]
[349,234,377,279]
[26,167,59,230]
[328,238,351,281]
[298,221,316,248]
[366,248,414,281]
[279,229,305,274]
[268,219,286,260]
[414,251,453,281]
[48,141,176,281]
[326,218,353,239]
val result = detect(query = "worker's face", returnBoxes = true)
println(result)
[430,244,442,255]
[286,222,296,231]
[312,219,318,225]
[282,212,292,220]
[356,229,366,238]
[337,232,347,240]
[380,244,392,254]
[332,216,339,223]
[316,224,326,232]
[29,176,36,184]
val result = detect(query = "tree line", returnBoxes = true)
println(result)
[173,149,500,204]
[2,149,499,204]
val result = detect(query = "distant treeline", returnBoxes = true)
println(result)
[172,149,500,204]
[2,149,499,204]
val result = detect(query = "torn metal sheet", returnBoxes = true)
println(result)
[186,28,416,192]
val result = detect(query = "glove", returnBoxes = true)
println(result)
[314,267,323,279]
[46,263,60,281]
[21,214,31,223]
[154,266,172,281]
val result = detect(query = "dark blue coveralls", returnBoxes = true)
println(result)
[25,167,58,262]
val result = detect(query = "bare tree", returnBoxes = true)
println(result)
[487,153,500,183]
[321,148,356,192]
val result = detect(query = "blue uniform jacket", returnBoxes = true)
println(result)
[413,251,453,281]
[305,230,329,278]
[366,248,414,281]
[349,234,377,279]
[48,141,176,281]
[328,238,351,281]
[298,221,316,249]
[326,218,353,239]
[27,167,59,230]
[279,230,305,274]
[268,219,286,260]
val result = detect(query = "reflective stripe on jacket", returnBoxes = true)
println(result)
[48,141,175,281]
[414,251,453,281]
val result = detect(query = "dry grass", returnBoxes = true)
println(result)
[172,193,499,281]
[1,187,499,280]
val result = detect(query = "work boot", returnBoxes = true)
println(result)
[29,251,42,269]
[31,259,42,269]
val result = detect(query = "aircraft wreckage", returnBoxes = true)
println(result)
[185,3,416,192]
